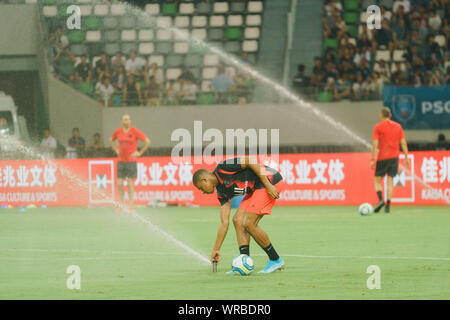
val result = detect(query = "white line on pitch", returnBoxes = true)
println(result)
[252,253,450,261]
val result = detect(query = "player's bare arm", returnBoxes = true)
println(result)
[400,138,409,168]
[132,137,151,157]
[110,137,119,155]
[371,140,378,169]
[211,200,231,263]
[240,156,279,199]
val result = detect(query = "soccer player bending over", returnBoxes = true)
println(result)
[192,157,285,274]
[371,107,409,213]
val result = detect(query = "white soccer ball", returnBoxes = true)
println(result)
[231,254,255,275]
[359,203,373,216]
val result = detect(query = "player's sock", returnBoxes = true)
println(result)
[385,200,391,213]
[377,191,383,202]
[263,243,280,261]
[239,245,250,256]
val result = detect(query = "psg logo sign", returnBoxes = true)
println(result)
[391,94,416,123]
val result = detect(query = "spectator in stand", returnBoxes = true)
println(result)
[164,80,180,106]
[145,76,161,106]
[374,19,395,56]
[367,71,384,98]
[324,62,338,83]
[125,51,146,80]
[210,67,235,104]
[428,10,442,35]
[95,53,111,83]
[333,73,352,101]
[53,48,76,84]
[97,76,115,107]
[309,57,326,87]
[392,16,407,49]
[374,60,391,82]
[393,0,411,14]
[75,55,92,84]
[355,57,372,80]
[40,129,57,160]
[292,64,310,97]
[435,133,448,151]
[446,67,450,85]
[322,0,342,16]
[178,67,196,83]
[123,74,143,106]
[352,72,369,101]
[240,51,250,65]
[177,78,198,105]
[54,27,69,54]
[111,52,126,75]
[353,45,372,66]
[322,7,340,39]
[66,128,85,159]
[146,62,164,85]
[112,65,127,91]
[429,69,444,85]
[380,5,393,21]
[88,132,105,157]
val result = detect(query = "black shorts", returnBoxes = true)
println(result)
[117,161,137,179]
[375,158,398,177]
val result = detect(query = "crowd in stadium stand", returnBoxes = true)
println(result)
[293,0,449,102]
[48,26,254,107]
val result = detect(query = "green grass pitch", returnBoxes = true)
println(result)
[0,206,449,299]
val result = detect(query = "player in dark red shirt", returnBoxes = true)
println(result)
[192,156,285,274]
[371,107,409,213]
[110,114,150,214]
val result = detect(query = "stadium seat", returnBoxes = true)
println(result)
[347,25,358,38]
[343,12,358,24]
[231,2,246,13]
[173,29,189,41]
[197,2,212,14]
[42,0,56,5]
[213,2,229,13]
[393,50,406,62]
[210,16,225,27]
[179,3,195,14]
[190,42,206,54]
[201,81,211,92]
[166,55,184,68]
[208,28,225,41]
[110,4,126,16]
[190,68,201,82]
[121,43,137,55]
[174,42,189,54]
[248,1,263,13]
[242,40,258,52]
[25,0,38,3]
[145,3,160,15]
[93,4,109,16]
[317,91,333,102]
[197,92,215,104]
[70,44,88,56]
[246,15,262,26]
[166,68,182,80]
[225,41,241,53]
[197,92,215,105]
[89,43,105,57]
[380,0,394,8]
[344,0,359,10]
[185,55,203,68]
[175,16,190,28]
[157,29,172,41]
[79,5,92,16]
[103,17,119,29]
[375,50,391,61]
[162,3,177,15]
[244,27,260,39]
[149,55,164,67]
[156,42,173,55]
[202,67,218,80]
[78,82,94,96]
[121,30,137,42]
[228,15,243,27]
[138,29,154,41]
[139,43,155,55]
[42,6,57,17]
[156,16,172,28]
[192,16,207,27]
[84,17,101,30]
[323,38,338,50]
[192,28,207,41]
[204,54,220,66]
[120,15,136,29]
[68,30,85,43]
[86,31,101,42]
[105,42,120,55]
[105,30,120,42]
[226,28,242,40]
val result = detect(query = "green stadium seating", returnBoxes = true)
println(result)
[317,91,333,102]
[68,30,85,43]
[323,38,338,50]
[343,12,359,24]
[162,3,177,15]
[84,17,101,30]
[226,28,242,40]
[42,0,57,5]
[78,82,94,96]
[344,0,359,10]
[189,43,206,55]
[197,93,215,105]
[348,24,358,38]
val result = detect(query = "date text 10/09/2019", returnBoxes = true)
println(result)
[178,304,271,317]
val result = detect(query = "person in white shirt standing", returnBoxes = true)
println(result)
[40,129,57,160]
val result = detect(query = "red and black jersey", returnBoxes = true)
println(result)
[213,158,282,206]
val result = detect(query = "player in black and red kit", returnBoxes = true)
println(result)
[192,156,285,274]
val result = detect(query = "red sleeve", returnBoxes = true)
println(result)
[111,128,119,141]
[134,127,147,141]
[372,124,379,140]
